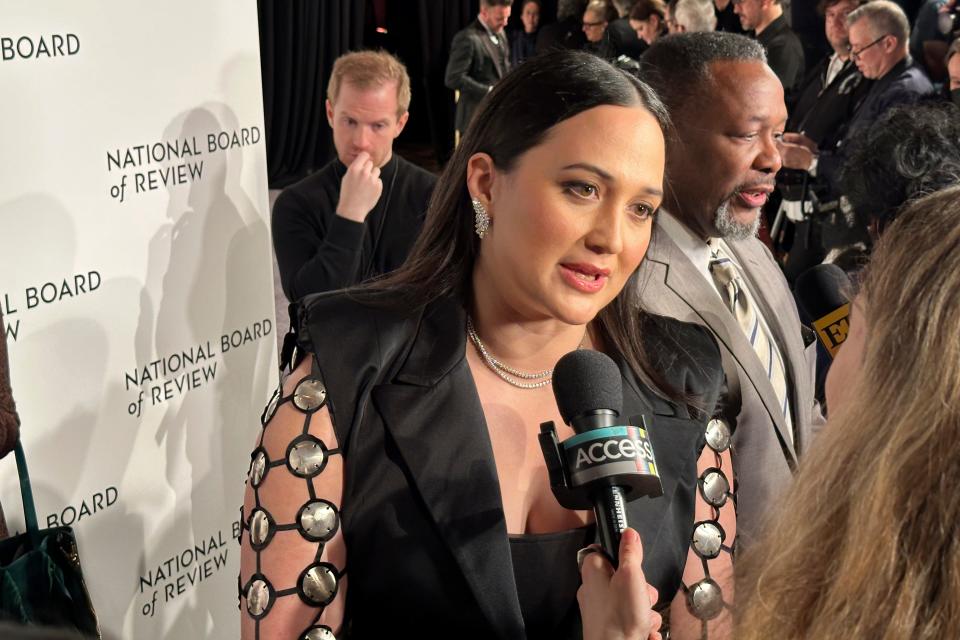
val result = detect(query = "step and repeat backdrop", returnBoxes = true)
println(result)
[0,2,276,637]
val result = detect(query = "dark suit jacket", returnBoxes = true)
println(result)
[606,17,647,60]
[445,20,510,133]
[535,16,587,54]
[756,14,805,93]
[818,57,934,193]
[295,290,723,637]
[788,56,872,150]
[636,219,823,549]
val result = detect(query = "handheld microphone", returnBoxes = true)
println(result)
[795,264,853,358]
[539,350,662,568]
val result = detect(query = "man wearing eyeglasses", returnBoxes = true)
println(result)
[581,0,617,58]
[781,1,932,201]
[772,0,873,282]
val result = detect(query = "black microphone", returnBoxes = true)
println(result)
[795,264,853,358]
[539,350,662,568]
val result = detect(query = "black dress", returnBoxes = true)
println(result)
[294,291,723,638]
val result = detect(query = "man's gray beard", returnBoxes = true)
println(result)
[714,200,760,240]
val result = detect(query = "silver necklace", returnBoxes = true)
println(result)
[466,315,583,390]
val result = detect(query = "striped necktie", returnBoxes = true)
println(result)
[709,248,793,442]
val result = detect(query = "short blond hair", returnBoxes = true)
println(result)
[327,50,411,119]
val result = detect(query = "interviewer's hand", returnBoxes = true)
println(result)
[336,151,383,223]
[578,528,662,640]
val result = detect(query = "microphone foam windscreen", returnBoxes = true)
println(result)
[552,350,623,425]
[795,264,852,320]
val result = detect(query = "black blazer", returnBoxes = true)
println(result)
[445,20,510,133]
[295,291,723,638]
[756,14,805,94]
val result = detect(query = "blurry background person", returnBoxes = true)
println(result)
[810,1,934,200]
[607,0,651,58]
[272,51,436,301]
[946,37,960,103]
[241,50,731,640]
[673,0,719,32]
[630,0,669,45]
[511,0,542,65]
[446,0,514,141]
[909,0,951,80]
[536,0,589,53]
[841,102,960,239]
[582,0,620,58]
[733,0,806,92]
[735,185,960,640]
[714,0,745,32]
[775,0,872,282]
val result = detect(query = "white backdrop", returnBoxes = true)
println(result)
[0,2,276,638]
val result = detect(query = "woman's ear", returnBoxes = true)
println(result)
[466,152,498,221]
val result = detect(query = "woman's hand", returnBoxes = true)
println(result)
[578,528,662,640]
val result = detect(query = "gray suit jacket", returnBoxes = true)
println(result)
[637,219,823,548]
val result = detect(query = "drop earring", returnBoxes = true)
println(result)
[472,198,490,239]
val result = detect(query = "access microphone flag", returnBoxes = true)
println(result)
[539,350,662,567]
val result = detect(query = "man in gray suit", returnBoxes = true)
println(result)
[445,0,513,141]
[639,32,822,549]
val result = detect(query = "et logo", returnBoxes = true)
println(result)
[813,303,850,357]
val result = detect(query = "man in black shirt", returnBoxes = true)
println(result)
[734,0,805,92]
[272,51,437,300]
[714,0,745,32]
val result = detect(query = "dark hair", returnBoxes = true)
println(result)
[367,50,677,397]
[630,0,667,22]
[641,32,766,117]
[481,0,514,7]
[816,0,861,16]
[841,102,960,232]
[558,0,591,20]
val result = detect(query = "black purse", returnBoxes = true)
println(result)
[0,441,101,637]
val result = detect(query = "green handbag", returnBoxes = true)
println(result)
[0,441,101,637]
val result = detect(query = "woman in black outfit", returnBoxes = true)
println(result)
[240,50,730,640]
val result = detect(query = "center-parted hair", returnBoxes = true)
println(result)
[374,49,668,304]
[365,49,683,401]
[640,32,766,119]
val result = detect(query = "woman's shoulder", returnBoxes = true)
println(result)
[641,312,723,400]
[294,288,425,373]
